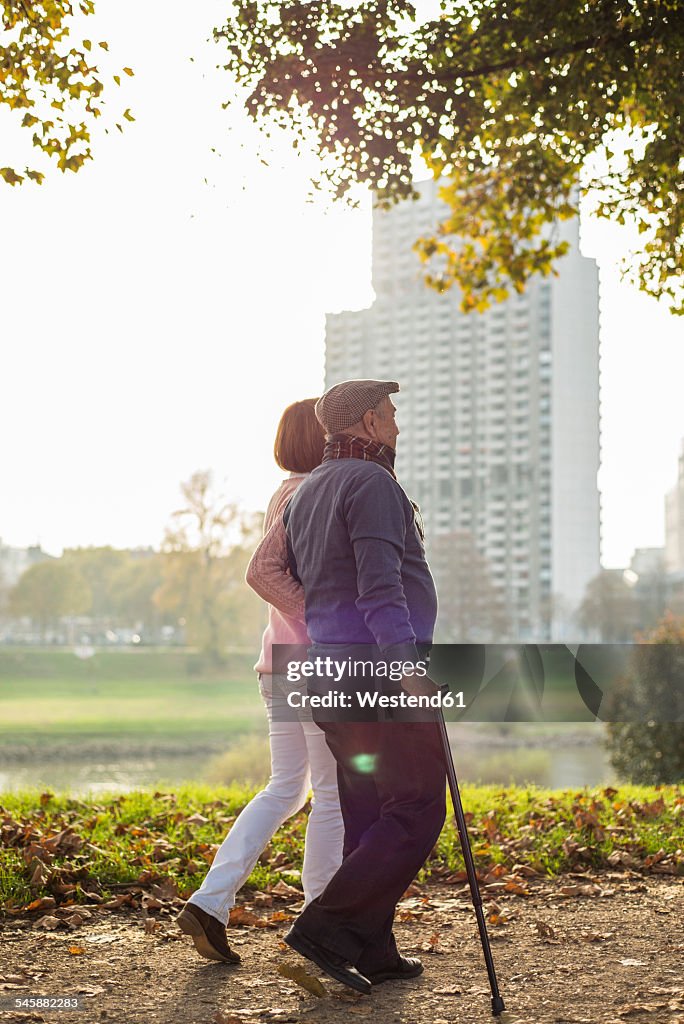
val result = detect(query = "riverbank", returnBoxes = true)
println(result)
[1,785,681,912]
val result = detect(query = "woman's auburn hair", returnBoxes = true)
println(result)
[273,398,325,474]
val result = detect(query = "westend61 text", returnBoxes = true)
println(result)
[286,690,466,709]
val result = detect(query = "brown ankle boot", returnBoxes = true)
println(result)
[177,904,241,964]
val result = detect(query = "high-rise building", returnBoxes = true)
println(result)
[325,178,601,640]
[665,439,684,574]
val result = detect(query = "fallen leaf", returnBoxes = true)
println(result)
[268,851,291,868]
[28,858,51,889]
[101,894,135,910]
[634,797,666,819]
[253,892,274,907]
[68,946,85,955]
[79,889,103,903]
[270,880,302,899]
[185,813,210,825]
[559,883,602,897]
[33,915,62,930]
[581,931,614,942]
[150,879,178,900]
[504,881,529,895]
[228,906,268,928]
[76,985,105,997]
[617,1003,667,1016]
[488,911,508,926]
[269,910,294,923]
[512,863,539,878]
[25,897,57,913]
[607,851,640,870]
[535,921,557,939]
[141,898,164,913]
[277,962,326,997]
[397,909,418,921]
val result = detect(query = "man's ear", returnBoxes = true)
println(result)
[361,408,377,438]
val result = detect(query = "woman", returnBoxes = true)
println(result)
[177,399,344,964]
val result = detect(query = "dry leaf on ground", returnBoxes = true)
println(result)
[277,962,326,997]
[270,880,302,899]
[534,920,558,940]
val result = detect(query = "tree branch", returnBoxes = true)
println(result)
[307,25,654,88]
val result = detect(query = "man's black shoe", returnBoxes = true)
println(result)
[284,926,372,995]
[365,956,424,985]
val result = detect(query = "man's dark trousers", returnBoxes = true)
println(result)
[294,705,446,974]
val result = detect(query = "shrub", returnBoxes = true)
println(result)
[205,737,271,787]
[605,615,684,784]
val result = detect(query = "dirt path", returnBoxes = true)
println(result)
[1,877,683,1024]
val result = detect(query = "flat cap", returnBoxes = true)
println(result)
[315,379,400,434]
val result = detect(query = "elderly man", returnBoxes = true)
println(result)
[281,379,446,994]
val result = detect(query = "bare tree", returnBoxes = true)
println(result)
[156,471,262,664]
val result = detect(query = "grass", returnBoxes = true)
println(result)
[0,648,265,744]
[0,783,681,912]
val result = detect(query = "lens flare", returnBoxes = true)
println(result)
[350,753,377,774]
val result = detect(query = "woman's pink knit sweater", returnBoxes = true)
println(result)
[248,475,308,675]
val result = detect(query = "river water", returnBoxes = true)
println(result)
[0,724,615,795]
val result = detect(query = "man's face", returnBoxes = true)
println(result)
[371,396,399,450]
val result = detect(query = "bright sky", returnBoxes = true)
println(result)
[1,0,683,569]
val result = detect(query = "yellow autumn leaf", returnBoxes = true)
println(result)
[277,963,326,998]
[0,167,24,185]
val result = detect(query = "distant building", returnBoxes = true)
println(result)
[0,540,50,589]
[627,547,668,631]
[630,547,666,578]
[665,440,684,574]
[325,178,601,640]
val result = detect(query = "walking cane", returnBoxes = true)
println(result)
[435,687,506,1017]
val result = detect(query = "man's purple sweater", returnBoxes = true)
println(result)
[283,458,438,660]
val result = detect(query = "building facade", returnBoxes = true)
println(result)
[325,179,601,640]
[665,440,684,575]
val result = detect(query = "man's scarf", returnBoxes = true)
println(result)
[323,433,396,478]
[321,433,425,541]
